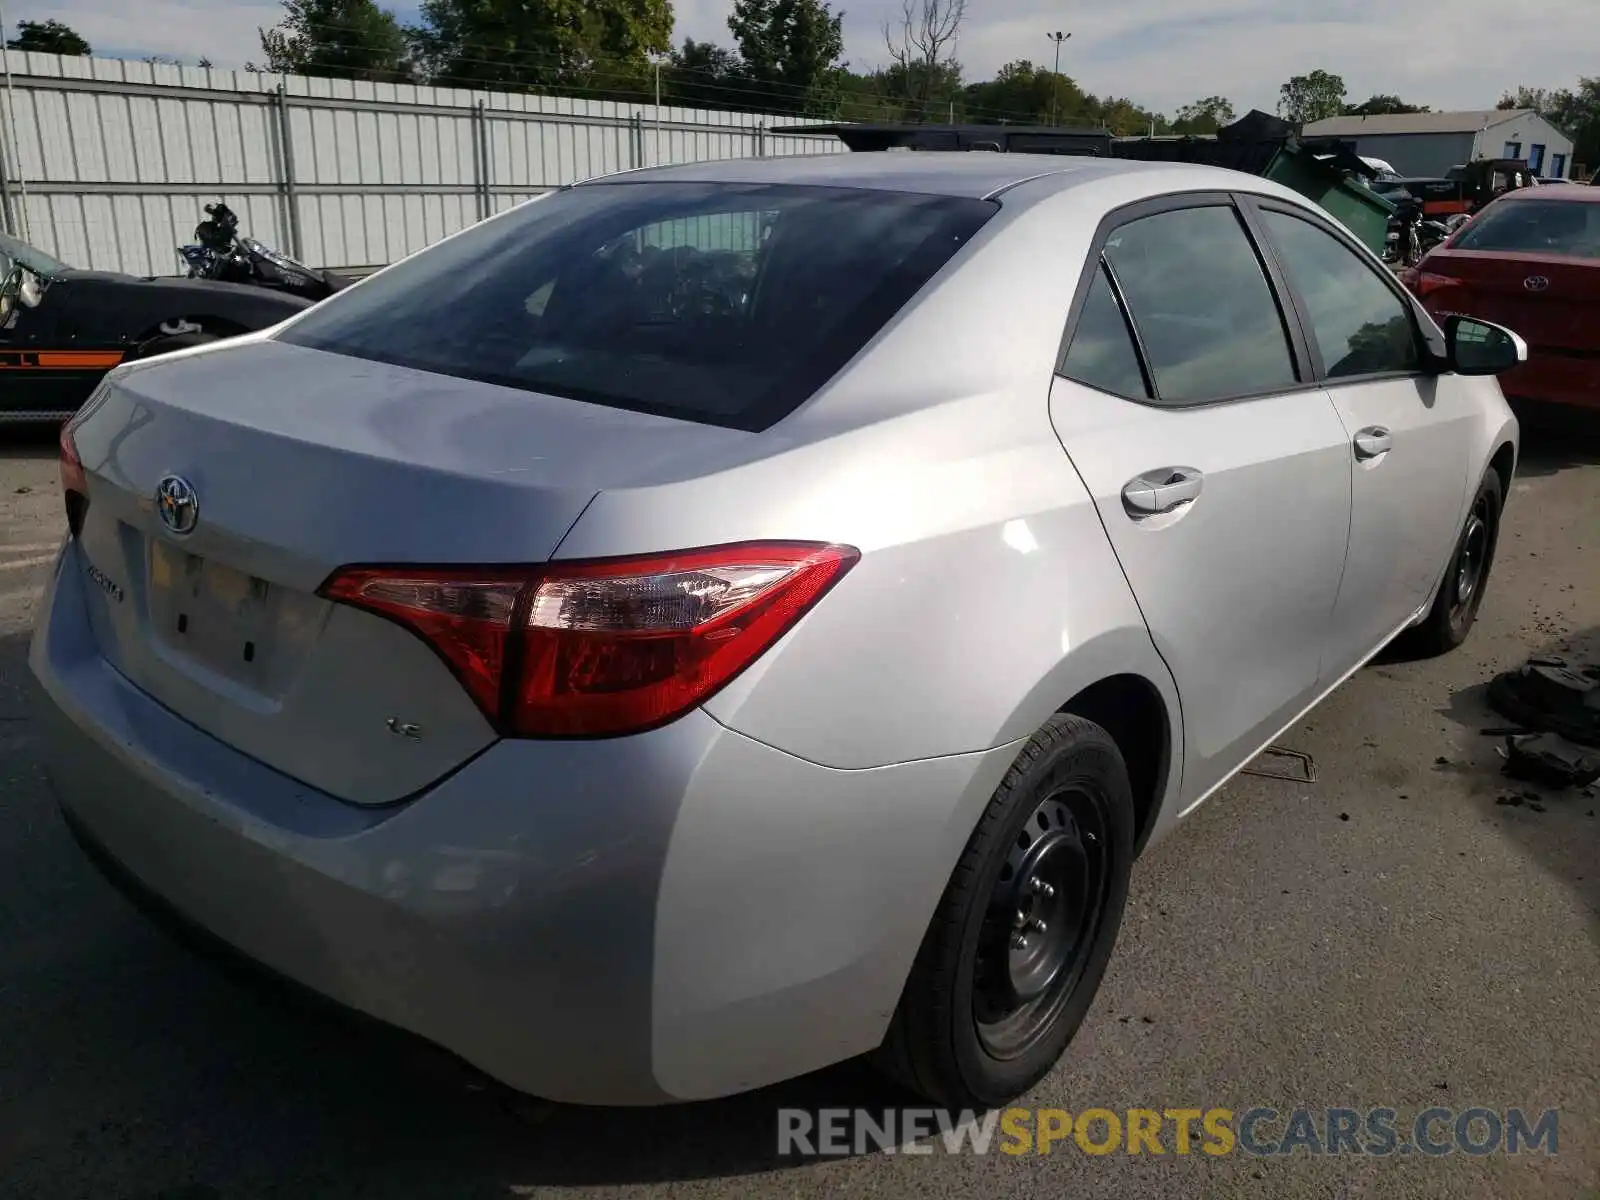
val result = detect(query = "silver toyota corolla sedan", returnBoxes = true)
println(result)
[32,152,1521,1110]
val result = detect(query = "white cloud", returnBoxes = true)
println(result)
[14,0,1598,118]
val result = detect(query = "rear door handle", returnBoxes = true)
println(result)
[1353,426,1392,460]
[1122,467,1203,517]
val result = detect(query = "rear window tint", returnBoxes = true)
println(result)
[1452,200,1600,259]
[277,182,997,431]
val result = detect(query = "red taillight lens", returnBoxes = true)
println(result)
[1414,271,1463,299]
[58,422,88,536]
[321,542,859,738]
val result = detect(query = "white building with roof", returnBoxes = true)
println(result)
[1301,109,1575,180]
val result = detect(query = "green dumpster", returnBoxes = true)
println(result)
[1263,143,1396,256]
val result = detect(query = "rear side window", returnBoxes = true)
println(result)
[277,182,996,431]
[1059,263,1150,399]
[1259,209,1420,378]
[1102,205,1298,404]
[1451,199,1600,259]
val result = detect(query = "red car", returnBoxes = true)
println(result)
[1400,184,1599,417]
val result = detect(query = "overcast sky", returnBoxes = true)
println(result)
[11,0,1596,117]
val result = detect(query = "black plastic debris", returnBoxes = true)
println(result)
[1501,732,1600,789]
[1487,657,1600,747]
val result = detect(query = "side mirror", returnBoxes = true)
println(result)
[1443,314,1526,376]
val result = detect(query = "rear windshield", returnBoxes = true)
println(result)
[278,181,997,431]
[1452,199,1600,259]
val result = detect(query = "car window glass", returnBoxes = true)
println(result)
[1451,200,1600,259]
[278,183,996,432]
[1058,262,1149,399]
[1102,206,1296,403]
[1260,210,1420,378]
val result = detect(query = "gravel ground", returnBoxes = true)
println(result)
[0,421,1596,1200]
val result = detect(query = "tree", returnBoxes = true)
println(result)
[1343,94,1429,116]
[663,38,749,111]
[728,0,843,114]
[964,60,1077,125]
[1172,95,1234,135]
[5,18,91,56]
[1498,86,1551,112]
[883,0,965,119]
[408,0,671,92]
[259,0,411,81]
[1277,69,1346,124]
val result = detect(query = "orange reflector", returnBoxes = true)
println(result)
[34,350,125,369]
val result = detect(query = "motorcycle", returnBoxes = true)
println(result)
[178,202,355,302]
[1383,194,1453,268]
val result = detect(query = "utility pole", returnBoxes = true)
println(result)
[1046,31,1071,126]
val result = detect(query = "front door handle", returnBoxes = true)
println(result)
[1353,426,1393,460]
[1122,467,1204,517]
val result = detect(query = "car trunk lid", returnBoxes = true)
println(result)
[66,339,752,804]
[1421,249,1600,353]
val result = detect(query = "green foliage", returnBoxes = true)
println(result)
[1172,95,1235,135]
[962,60,1168,134]
[1277,69,1346,124]
[5,18,91,56]
[258,0,411,81]
[727,0,844,113]
[406,0,670,92]
[1343,94,1429,116]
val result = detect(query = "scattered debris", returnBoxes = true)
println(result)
[1502,732,1600,789]
[1474,656,1600,792]
[1487,658,1600,747]
[1243,745,1317,782]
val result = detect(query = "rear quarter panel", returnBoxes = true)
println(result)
[553,178,1184,804]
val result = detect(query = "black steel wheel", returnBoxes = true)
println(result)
[971,784,1114,1057]
[1396,467,1504,659]
[874,713,1135,1109]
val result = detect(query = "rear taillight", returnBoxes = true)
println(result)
[321,542,859,738]
[58,422,87,536]
[1414,271,1463,299]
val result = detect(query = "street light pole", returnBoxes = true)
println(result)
[1046,31,1071,126]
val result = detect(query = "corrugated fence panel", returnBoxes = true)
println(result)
[0,53,854,275]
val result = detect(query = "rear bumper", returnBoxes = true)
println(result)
[1500,351,1600,412]
[29,542,1017,1104]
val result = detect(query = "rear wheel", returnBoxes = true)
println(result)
[873,714,1134,1108]
[1396,468,1504,658]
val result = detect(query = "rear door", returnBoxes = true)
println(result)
[1048,194,1353,808]
[1248,199,1475,674]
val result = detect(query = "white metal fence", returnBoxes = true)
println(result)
[0,52,846,277]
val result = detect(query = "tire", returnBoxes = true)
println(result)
[134,331,219,359]
[873,713,1135,1109]
[1395,468,1504,659]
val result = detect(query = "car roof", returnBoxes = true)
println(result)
[577,151,1261,202]
[1497,182,1600,204]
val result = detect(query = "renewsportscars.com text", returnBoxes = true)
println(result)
[777,1106,1559,1158]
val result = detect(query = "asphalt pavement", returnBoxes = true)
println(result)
[1,422,1596,1200]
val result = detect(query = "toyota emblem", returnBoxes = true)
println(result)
[155,474,199,536]
[1524,276,1550,292]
